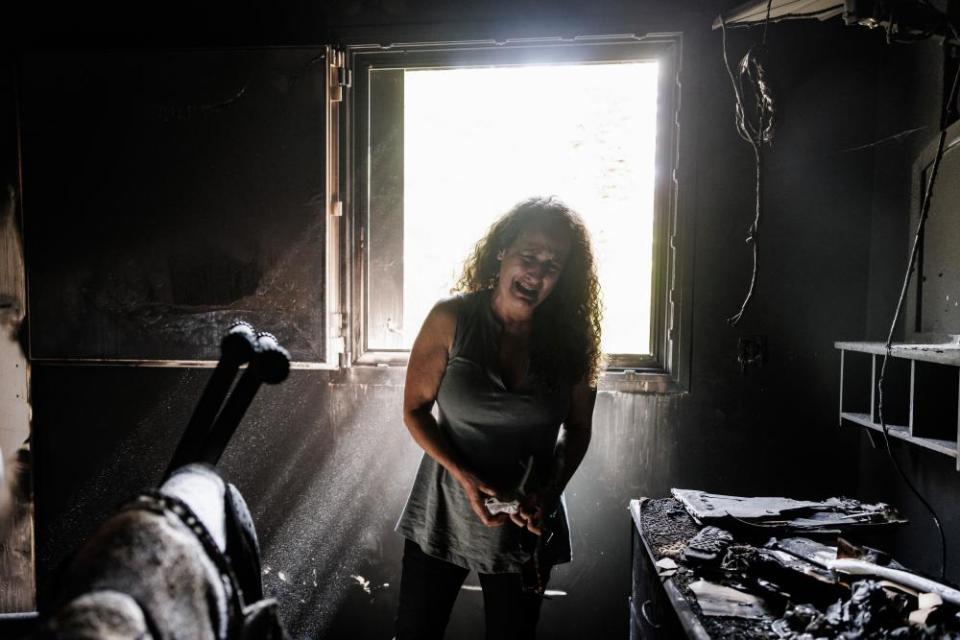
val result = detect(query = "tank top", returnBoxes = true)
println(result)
[395,289,572,573]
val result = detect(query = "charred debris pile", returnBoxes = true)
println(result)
[641,490,960,639]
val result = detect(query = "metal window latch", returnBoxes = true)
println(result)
[386,317,403,335]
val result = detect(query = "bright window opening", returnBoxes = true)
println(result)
[400,62,660,355]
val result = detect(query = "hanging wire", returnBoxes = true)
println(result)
[876,21,960,581]
[762,0,773,44]
[720,0,776,326]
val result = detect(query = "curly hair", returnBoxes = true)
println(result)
[453,196,603,387]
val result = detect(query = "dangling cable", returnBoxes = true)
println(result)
[720,1,776,326]
[876,37,960,583]
[761,0,773,44]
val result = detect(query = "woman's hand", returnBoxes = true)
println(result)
[455,470,510,527]
[510,490,559,536]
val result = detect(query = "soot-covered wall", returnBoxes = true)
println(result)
[856,36,960,584]
[20,49,328,361]
[11,2,904,637]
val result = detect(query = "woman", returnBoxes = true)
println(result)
[395,196,602,640]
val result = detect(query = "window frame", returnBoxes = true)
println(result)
[342,34,687,389]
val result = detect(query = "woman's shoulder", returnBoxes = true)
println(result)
[432,294,464,317]
[422,294,471,337]
[430,291,487,356]
[434,290,484,317]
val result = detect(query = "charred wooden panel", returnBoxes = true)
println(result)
[20,50,327,361]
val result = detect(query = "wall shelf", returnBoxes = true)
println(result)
[836,341,960,470]
[835,341,960,366]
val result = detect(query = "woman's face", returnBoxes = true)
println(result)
[496,221,572,313]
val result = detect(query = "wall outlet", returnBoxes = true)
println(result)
[737,336,767,371]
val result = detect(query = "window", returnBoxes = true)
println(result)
[344,36,685,384]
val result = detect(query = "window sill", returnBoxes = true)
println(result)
[598,369,686,394]
[337,361,686,394]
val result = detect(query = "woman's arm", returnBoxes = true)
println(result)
[513,378,597,534]
[403,299,509,528]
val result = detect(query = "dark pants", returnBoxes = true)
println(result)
[395,539,549,640]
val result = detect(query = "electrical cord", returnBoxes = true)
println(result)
[720,0,776,326]
[876,35,960,583]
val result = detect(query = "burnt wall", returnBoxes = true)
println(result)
[19,50,327,361]
[857,38,960,583]
[8,1,902,637]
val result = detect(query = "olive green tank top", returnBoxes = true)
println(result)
[396,289,572,573]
